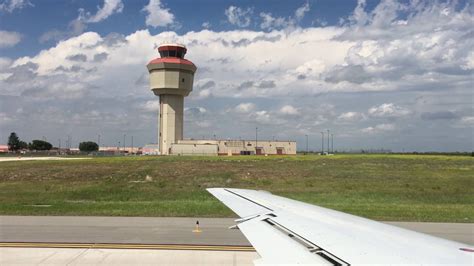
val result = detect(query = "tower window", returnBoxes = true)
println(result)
[159,51,169,58]
[181,78,185,82]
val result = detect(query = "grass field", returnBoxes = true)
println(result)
[0,154,473,222]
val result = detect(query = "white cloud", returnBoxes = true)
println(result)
[361,123,395,134]
[201,22,211,29]
[260,2,310,30]
[368,103,410,118]
[86,0,124,23]
[185,107,207,114]
[38,0,122,44]
[0,57,12,70]
[142,100,159,112]
[260,13,288,30]
[0,112,14,125]
[234,103,256,113]
[0,0,32,12]
[280,105,299,115]
[349,0,369,26]
[337,111,365,122]
[143,0,175,28]
[459,116,474,127]
[0,30,21,48]
[254,110,271,123]
[295,2,310,21]
[225,6,253,27]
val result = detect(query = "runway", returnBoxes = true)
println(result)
[1,216,473,245]
[0,216,250,246]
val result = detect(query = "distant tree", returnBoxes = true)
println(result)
[19,141,28,150]
[29,140,53,150]
[7,132,21,151]
[79,141,99,152]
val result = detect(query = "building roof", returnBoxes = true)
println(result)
[147,57,195,66]
[159,43,186,49]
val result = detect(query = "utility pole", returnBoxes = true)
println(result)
[58,139,61,154]
[67,135,71,149]
[131,136,134,154]
[320,132,324,154]
[98,134,101,148]
[305,134,308,155]
[123,134,126,152]
[327,129,330,154]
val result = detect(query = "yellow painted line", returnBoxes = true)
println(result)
[0,242,255,252]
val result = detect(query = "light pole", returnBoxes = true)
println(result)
[98,134,101,148]
[255,127,258,154]
[320,132,324,154]
[131,136,134,154]
[123,134,126,152]
[331,134,334,154]
[305,134,308,155]
[58,139,61,154]
[327,129,330,154]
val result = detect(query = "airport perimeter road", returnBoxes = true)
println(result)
[0,216,473,245]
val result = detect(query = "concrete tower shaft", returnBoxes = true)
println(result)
[147,44,197,155]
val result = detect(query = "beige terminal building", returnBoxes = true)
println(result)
[147,44,296,156]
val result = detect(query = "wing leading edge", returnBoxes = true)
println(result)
[207,188,473,265]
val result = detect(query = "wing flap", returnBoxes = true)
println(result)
[238,216,332,265]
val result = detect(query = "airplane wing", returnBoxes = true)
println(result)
[207,188,473,265]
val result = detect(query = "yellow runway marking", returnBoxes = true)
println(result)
[0,242,255,252]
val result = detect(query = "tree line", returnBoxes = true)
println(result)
[7,132,99,152]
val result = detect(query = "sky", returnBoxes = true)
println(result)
[0,0,473,152]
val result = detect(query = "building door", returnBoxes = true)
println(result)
[276,148,283,155]
[256,148,262,155]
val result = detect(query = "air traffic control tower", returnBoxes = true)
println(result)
[147,44,197,155]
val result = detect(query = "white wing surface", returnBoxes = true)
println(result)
[207,188,473,265]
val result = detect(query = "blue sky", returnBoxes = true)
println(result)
[0,0,381,57]
[0,0,473,151]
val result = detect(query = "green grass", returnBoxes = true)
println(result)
[0,154,473,222]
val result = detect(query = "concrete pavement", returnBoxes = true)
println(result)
[1,216,473,245]
[0,247,258,266]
